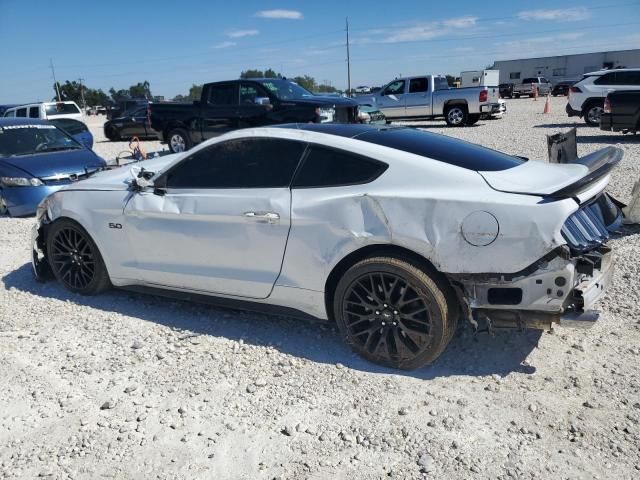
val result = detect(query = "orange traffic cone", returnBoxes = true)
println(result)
[543,93,551,114]
[532,84,538,101]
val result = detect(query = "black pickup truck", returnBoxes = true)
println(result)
[600,90,640,134]
[150,78,359,153]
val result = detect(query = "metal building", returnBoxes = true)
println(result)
[491,49,640,85]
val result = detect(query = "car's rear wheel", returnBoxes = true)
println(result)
[167,128,191,153]
[584,101,604,126]
[104,126,120,141]
[333,256,456,370]
[46,219,110,295]
[445,105,468,127]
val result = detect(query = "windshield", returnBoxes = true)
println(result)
[45,103,80,116]
[255,79,314,100]
[0,124,82,158]
[48,118,88,135]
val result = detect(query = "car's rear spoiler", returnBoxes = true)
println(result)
[547,146,623,199]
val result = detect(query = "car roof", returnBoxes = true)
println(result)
[0,117,48,126]
[273,124,525,172]
[585,67,640,76]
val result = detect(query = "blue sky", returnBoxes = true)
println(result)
[1,0,639,103]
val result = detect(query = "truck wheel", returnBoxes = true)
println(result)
[167,128,191,153]
[333,256,457,370]
[445,105,468,127]
[513,93,520,99]
[584,101,604,126]
[104,126,120,141]
[465,114,480,126]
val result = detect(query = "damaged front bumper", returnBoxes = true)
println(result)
[451,246,614,331]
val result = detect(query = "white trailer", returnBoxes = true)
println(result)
[460,70,500,88]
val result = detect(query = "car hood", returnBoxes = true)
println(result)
[479,147,622,197]
[1,148,105,179]
[63,153,179,191]
[288,96,358,107]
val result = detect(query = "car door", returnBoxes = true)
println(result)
[123,137,306,298]
[236,82,274,126]
[404,77,430,117]
[377,79,406,118]
[120,108,148,137]
[201,83,239,140]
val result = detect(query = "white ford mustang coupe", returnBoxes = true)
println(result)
[32,124,622,369]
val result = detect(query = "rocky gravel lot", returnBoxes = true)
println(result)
[1,97,640,479]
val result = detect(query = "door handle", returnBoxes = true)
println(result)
[243,211,280,222]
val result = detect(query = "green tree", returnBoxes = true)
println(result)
[188,84,202,100]
[53,81,110,107]
[109,87,130,103]
[263,68,281,79]
[292,75,317,92]
[240,69,264,79]
[128,80,152,98]
[317,83,339,93]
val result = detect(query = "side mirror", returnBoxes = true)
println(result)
[255,97,271,106]
[129,166,155,190]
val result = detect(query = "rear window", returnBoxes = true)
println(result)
[29,106,39,118]
[16,108,27,117]
[522,78,538,84]
[355,128,525,172]
[48,118,88,135]
[45,103,80,115]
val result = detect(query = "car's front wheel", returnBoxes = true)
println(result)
[333,256,457,370]
[584,101,604,126]
[46,219,110,295]
[167,128,191,153]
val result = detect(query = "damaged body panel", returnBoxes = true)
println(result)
[31,124,622,369]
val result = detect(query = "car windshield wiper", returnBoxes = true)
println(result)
[37,146,83,153]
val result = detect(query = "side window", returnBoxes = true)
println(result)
[4,110,15,117]
[614,71,640,86]
[239,83,268,104]
[594,73,615,85]
[409,78,429,93]
[207,84,239,105]
[383,80,405,96]
[166,138,305,189]
[29,106,40,118]
[292,146,388,188]
[16,108,27,117]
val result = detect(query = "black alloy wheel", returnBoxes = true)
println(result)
[334,257,456,370]
[47,219,110,294]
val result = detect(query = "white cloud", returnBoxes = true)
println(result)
[227,29,259,38]
[255,9,303,20]
[496,32,585,51]
[443,16,478,28]
[212,41,236,49]
[373,16,480,44]
[518,8,591,22]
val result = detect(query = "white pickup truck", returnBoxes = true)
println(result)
[356,75,501,126]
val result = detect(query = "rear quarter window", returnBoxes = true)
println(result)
[45,103,80,115]
[292,146,388,188]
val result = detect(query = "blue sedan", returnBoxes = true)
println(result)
[0,118,106,216]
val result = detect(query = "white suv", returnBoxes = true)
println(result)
[567,68,640,126]
[3,101,83,122]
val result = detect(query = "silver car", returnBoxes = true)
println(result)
[32,124,621,369]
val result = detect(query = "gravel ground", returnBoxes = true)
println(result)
[1,97,640,479]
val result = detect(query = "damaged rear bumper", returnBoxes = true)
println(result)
[451,246,614,331]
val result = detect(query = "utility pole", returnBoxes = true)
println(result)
[345,17,351,97]
[50,58,61,101]
[78,77,86,109]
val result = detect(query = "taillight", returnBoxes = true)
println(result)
[569,86,582,93]
[604,97,611,113]
[479,90,488,102]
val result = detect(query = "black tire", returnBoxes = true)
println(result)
[444,105,468,127]
[333,256,457,370]
[167,128,191,153]
[513,93,520,99]
[46,219,110,295]
[465,114,481,126]
[104,125,120,141]
[583,101,604,126]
